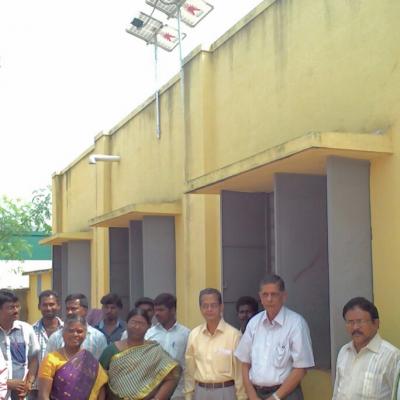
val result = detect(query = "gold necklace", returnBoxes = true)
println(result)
[62,348,76,360]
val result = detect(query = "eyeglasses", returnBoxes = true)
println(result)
[344,319,373,327]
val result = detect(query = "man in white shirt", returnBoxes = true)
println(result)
[332,297,400,400]
[235,274,314,400]
[145,293,189,400]
[46,293,107,359]
[0,289,40,400]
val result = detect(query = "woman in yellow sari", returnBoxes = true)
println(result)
[38,315,108,400]
[99,308,180,400]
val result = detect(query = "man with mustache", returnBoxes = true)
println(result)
[0,289,39,400]
[332,297,400,400]
[30,290,63,399]
[235,275,314,400]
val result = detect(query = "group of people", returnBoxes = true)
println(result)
[0,273,398,400]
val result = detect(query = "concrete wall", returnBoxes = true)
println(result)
[221,191,271,327]
[60,241,91,309]
[327,157,373,371]
[109,228,130,317]
[109,83,185,209]
[142,216,176,298]
[26,271,52,323]
[274,173,330,369]
[48,2,400,398]
[185,0,400,179]
[129,221,144,304]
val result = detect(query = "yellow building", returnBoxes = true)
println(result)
[42,1,400,397]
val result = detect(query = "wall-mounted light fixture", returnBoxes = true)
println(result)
[88,154,121,165]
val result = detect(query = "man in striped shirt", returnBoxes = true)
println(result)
[333,297,400,400]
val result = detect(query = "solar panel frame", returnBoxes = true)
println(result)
[125,12,164,44]
[180,0,214,27]
[155,24,187,52]
[145,0,186,18]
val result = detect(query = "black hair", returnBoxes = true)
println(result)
[154,293,176,310]
[0,289,19,308]
[38,290,59,305]
[236,296,259,313]
[259,274,285,291]
[62,315,87,331]
[65,293,89,309]
[100,293,123,309]
[134,297,154,309]
[126,307,152,326]
[199,288,222,305]
[342,297,379,320]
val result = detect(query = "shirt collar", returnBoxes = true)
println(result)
[154,321,178,332]
[0,320,23,333]
[97,319,124,330]
[262,306,285,326]
[348,332,382,354]
[201,318,226,335]
[38,317,63,329]
[11,320,23,331]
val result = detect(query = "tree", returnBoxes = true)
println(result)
[0,187,51,260]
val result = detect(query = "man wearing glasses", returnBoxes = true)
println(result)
[332,297,400,400]
[184,288,246,400]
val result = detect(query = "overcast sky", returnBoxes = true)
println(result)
[0,0,263,200]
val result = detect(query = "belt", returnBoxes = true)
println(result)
[254,384,281,392]
[196,380,235,389]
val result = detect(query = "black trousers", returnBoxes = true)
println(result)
[255,385,303,400]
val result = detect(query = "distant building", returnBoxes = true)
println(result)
[42,1,400,398]
[0,232,52,322]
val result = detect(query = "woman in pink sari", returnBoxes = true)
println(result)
[37,315,108,400]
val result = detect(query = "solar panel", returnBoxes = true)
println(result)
[126,13,186,51]
[180,0,213,27]
[145,0,186,18]
[157,24,186,51]
[146,0,213,27]
[125,12,163,44]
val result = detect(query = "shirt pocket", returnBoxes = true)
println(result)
[10,340,26,365]
[273,342,290,369]
[214,348,233,375]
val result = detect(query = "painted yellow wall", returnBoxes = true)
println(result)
[26,271,52,324]
[177,195,221,327]
[185,0,400,179]
[370,124,400,348]
[109,82,185,209]
[49,1,400,398]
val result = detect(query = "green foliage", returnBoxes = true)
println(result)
[0,187,51,260]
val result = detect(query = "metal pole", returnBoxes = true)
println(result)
[177,7,184,95]
[154,40,161,139]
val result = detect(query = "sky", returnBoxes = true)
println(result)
[0,0,263,200]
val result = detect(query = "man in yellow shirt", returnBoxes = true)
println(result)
[184,288,246,400]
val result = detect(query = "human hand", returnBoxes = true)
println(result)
[7,379,26,392]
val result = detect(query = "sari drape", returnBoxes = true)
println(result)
[50,350,98,400]
[108,341,179,400]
